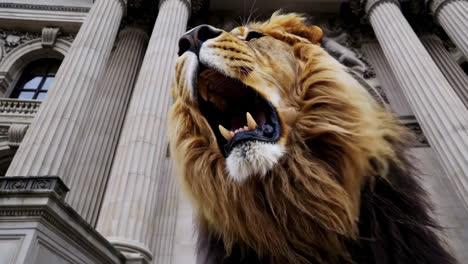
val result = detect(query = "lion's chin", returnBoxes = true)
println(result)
[226,141,285,182]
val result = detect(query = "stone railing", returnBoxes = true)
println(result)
[0,98,41,157]
[0,98,41,116]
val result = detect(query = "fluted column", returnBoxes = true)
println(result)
[421,35,468,108]
[365,0,468,209]
[361,41,413,116]
[96,0,190,261]
[6,0,125,177]
[427,0,468,60]
[151,159,180,263]
[63,26,148,226]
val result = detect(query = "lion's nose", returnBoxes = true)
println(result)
[178,25,222,56]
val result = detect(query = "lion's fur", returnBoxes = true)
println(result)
[168,12,456,264]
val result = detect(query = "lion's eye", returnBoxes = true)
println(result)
[245,31,265,41]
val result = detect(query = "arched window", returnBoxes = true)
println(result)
[11,58,62,100]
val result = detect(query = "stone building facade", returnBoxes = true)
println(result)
[0,0,467,263]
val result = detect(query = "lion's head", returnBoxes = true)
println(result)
[169,12,406,264]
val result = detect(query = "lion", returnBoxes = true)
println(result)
[168,12,457,264]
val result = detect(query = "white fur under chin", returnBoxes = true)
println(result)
[226,141,285,182]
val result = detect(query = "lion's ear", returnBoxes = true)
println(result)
[283,24,323,45]
[308,26,323,44]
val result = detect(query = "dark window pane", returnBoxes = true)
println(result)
[18,92,34,99]
[36,92,47,100]
[42,77,54,90]
[29,63,48,76]
[23,77,42,89]
[48,64,60,74]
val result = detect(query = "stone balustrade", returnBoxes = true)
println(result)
[0,98,41,116]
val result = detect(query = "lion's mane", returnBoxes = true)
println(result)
[169,12,457,264]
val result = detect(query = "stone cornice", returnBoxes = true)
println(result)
[0,3,90,13]
[365,0,401,15]
[427,0,467,17]
[0,191,125,263]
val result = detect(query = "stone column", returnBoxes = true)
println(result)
[361,41,413,116]
[5,0,125,178]
[96,0,190,262]
[421,35,468,108]
[427,0,468,60]
[365,0,468,209]
[64,26,149,226]
[151,159,180,263]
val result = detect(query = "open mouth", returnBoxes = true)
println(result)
[196,65,281,157]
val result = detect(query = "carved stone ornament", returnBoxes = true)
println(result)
[0,176,69,198]
[41,27,61,48]
[0,29,75,63]
[8,124,29,149]
[404,121,430,147]
[321,25,376,78]
[322,35,368,75]
[321,25,389,107]
[0,125,9,136]
[0,29,41,57]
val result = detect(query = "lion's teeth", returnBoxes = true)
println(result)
[219,125,232,141]
[246,112,257,130]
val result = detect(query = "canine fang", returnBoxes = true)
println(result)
[246,112,257,130]
[218,125,233,141]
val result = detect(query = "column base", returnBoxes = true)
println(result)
[107,238,153,264]
[0,176,124,264]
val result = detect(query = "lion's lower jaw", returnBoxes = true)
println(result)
[225,141,285,182]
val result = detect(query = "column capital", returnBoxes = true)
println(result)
[426,0,467,17]
[116,0,128,12]
[118,25,149,39]
[419,33,443,42]
[159,0,191,11]
[365,0,400,15]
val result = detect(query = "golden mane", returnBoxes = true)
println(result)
[169,12,410,264]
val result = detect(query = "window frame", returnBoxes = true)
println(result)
[11,58,62,100]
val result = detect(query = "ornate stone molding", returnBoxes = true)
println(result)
[0,3,90,13]
[0,29,73,64]
[427,0,467,17]
[0,176,69,197]
[0,29,40,58]
[365,0,400,15]
[41,27,61,48]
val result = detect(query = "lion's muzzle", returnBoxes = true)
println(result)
[178,25,222,56]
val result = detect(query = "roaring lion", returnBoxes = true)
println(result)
[168,12,457,264]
